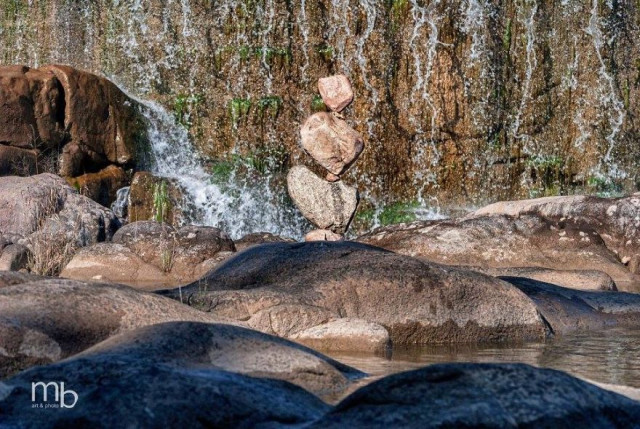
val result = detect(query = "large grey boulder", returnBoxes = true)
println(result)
[77,322,365,398]
[287,165,359,234]
[61,221,236,289]
[300,112,364,176]
[161,241,547,346]
[0,354,329,428]
[0,278,232,377]
[473,194,640,274]
[0,173,119,243]
[357,214,640,292]
[0,174,119,275]
[311,363,640,428]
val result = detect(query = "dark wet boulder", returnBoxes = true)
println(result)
[0,355,329,428]
[0,278,230,378]
[474,267,617,291]
[310,363,640,428]
[234,232,296,252]
[501,277,640,335]
[161,241,547,346]
[77,321,364,398]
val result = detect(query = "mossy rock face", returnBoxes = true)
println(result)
[2,1,640,208]
[128,172,184,226]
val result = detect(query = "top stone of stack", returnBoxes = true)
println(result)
[318,75,354,113]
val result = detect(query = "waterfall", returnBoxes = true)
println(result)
[137,98,308,240]
[586,0,626,179]
[1,0,638,212]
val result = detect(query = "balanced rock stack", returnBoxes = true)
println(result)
[287,75,364,241]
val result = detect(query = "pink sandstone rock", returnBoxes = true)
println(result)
[318,75,354,112]
[304,229,344,242]
[300,112,364,176]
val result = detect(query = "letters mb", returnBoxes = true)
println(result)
[31,382,78,408]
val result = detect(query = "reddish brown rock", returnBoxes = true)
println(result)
[65,165,128,207]
[300,112,364,176]
[0,65,65,150]
[0,65,147,180]
[317,75,354,112]
[42,65,147,176]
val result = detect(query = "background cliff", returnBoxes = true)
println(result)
[2,0,639,226]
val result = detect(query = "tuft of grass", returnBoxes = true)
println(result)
[315,44,334,62]
[26,188,78,276]
[229,97,252,125]
[311,94,327,112]
[173,93,203,129]
[257,95,283,119]
[503,18,512,53]
[379,201,420,226]
[153,180,170,223]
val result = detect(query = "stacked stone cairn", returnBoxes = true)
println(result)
[287,75,364,241]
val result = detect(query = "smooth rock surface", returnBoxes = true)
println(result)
[0,271,44,288]
[293,318,391,353]
[305,229,344,242]
[162,241,547,345]
[473,195,640,273]
[300,112,364,176]
[502,277,640,334]
[318,74,354,112]
[311,363,640,428]
[474,267,617,291]
[0,278,231,377]
[61,221,235,289]
[78,322,365,398]
[357,214,640,292]
[288,165,359,234]
[0,355,329,428]
[0,244,30,271]
[234,232,296,252]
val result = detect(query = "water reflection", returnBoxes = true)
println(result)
[328,327,640,388]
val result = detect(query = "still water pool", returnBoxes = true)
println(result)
[327,327,640,391]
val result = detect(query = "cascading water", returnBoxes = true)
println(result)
[1,0,639,218]
[586,0,626,179]
[137,97,308,240]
